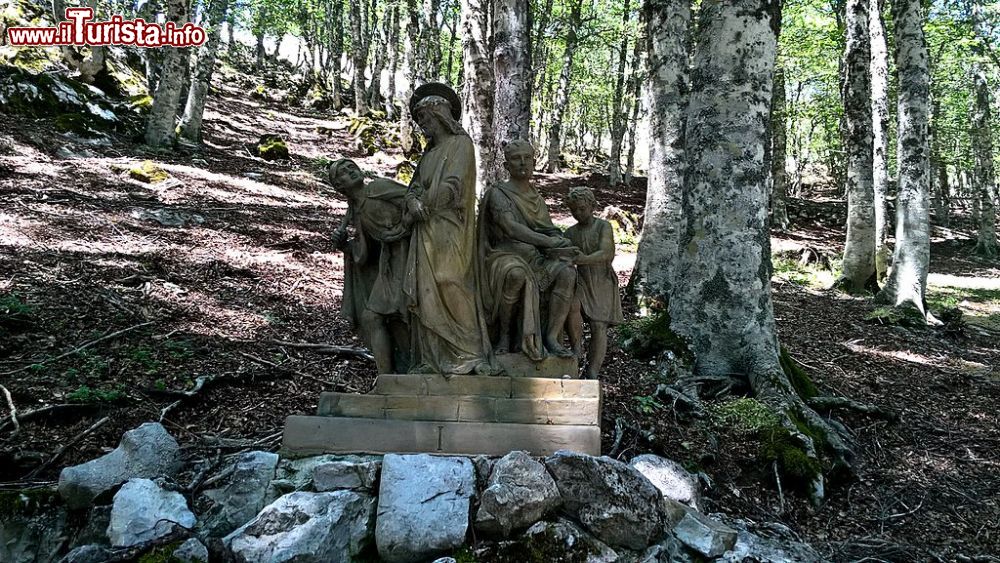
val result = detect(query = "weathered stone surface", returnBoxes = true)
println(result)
[270,454,344,496]
[224,491,375,563]
[283,416,601,457]
[71,505,112,547]
[312,458,380,491]
[197,451,279,537]
[544,450,665,550]
[630,454,701,509]
[59,545,113,563]
[173,538,210,562]
[495,352,579,378]
[717,518,827,562]
[59,422,181,509]
[521,519,618,563]
[0,489,67,563]
[639,535,698,563]
[107,478,196,547]
[672,509,737,558]
[476,451,561,537]
[376,454,475,563]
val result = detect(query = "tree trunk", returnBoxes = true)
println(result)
[255,31,266,69]
[368,7,387,110]
[624,38,643,185]
[544,0,583,173]
[870,0,891,281]
[349,0,369,115]
[179,0,229,143]
[670,0,850,504]
[386,4,400,117]
[607,0,632,186]
[771,65,790,231]
[492,0,532,146]
[876,0,931,316]
[330,0,344,109]
[144,0,189,148]
[226,7,235,47]
[631,0,688,308]
[400,0,421,154]
[930,97,949,226]
[461,0,499,190]
[836,0,876,293]
[971,70,998,257]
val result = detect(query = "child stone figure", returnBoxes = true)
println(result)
[565,187,624,379]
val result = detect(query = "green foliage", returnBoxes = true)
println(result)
[865,305,926,327]
[127,345,162,375]
[137,541,186,563]
[634,394,665,414]
[257,134,290,160]
[66,385,126,404]
[0,489,61,518]
[349,117,396,156]
[0,293,34,326]
[618,310,692,363]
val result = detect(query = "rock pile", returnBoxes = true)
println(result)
[2,422,825,563]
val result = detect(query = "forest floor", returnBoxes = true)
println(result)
[1,76,999,562]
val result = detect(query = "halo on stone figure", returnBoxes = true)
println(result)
[410,82,462,121]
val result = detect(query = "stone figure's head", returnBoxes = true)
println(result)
[410,83,466,144]
[327,158,364,197]
[566,186,597,222]
[503,139,535,181]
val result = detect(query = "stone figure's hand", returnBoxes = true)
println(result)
[333,228,349,249]
[548,236,571,249]
[407,198,429,222]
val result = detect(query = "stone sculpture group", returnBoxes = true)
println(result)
[328,83,622,379]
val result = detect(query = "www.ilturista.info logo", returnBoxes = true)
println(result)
[6,8,207,48]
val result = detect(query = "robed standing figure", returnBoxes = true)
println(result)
[403,83,492,375]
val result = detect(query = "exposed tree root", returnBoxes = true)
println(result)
[807,396,897,420]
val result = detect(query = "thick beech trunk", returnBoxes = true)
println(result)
[608,0,632,186]
[870,0,891,281]
[771,65,790,231]
[144,0,189,147]
[669,0,851,504]
[179,0,229,143]
[632,0,688,307]
[493,0,532,147]
[877,0,931,315]
[400,0,420,154]
[544,0,583,173]
[461,0,499,189]
[330,0,344,109]
[836,0,877,293]
[386,4,400,117]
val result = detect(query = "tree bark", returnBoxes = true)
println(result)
[422,0,442,80]
[624,36,643,185]
[631,0,688,308]
[771,65,790,231]
[544,0,583,173]
[385,3,400,117]
[400,0,421,154]
[368,6,387,110]
[144,0,189,148]
[608,0,632,186]
[179,0,229,143]
[877,0,931,315]
[461,0,499,190]
[971,70,998,257]
[349,0,369,115]
[670,0,850,503]
[930,97,949,226]
[329,0,344,109]
[492,0,532,146]
[870,0,891,281]
[836,0,876,293]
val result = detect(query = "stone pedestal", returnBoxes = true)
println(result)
[282,374,602,458]
[495,353,579,378]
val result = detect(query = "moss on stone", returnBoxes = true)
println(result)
[618,310,693,363]
[129,160,171,183]
[136,541,185,563]
[865,304,926,327]
[257,134,290,160]
[760,426,823,490]
[709,397,780,434]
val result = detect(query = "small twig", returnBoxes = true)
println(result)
[0,403,98,433]
[773,460,785,515]
[25,416,110,479]
[198,464,235,490]
[807,396,897,420]
[267,339,374,360]
[185,450,222,494]
[240,352,354,390]
[0,385,19,436]
[1,321,156,376]
[609,416,626,459]
[159,401,182,422]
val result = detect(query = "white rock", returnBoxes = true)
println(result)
[475,451,561,537]
[672,509,737,558]
[197,451,279,537]
[312,458,380,491]
[375,454,475,563]
[544,450,665,550]
[59,422,181,509]
[107,478,196,547]
[224,490,375,563]
[630,454,701,509]
[522,519,619,563]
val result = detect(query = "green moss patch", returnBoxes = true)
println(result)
[779,346,818,400]
[257,134,290,160]
[129,160,171,183]
[618,310,693,363]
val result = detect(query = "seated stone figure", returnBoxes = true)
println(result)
[565,187,624,379]
[478,140,577,359]
[328,158,411,374]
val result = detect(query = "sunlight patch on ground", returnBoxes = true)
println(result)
[159,163,330,207]
[842,340,944,368]
[927,274,1000,333]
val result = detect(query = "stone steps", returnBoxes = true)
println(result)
[281,374,603,457]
